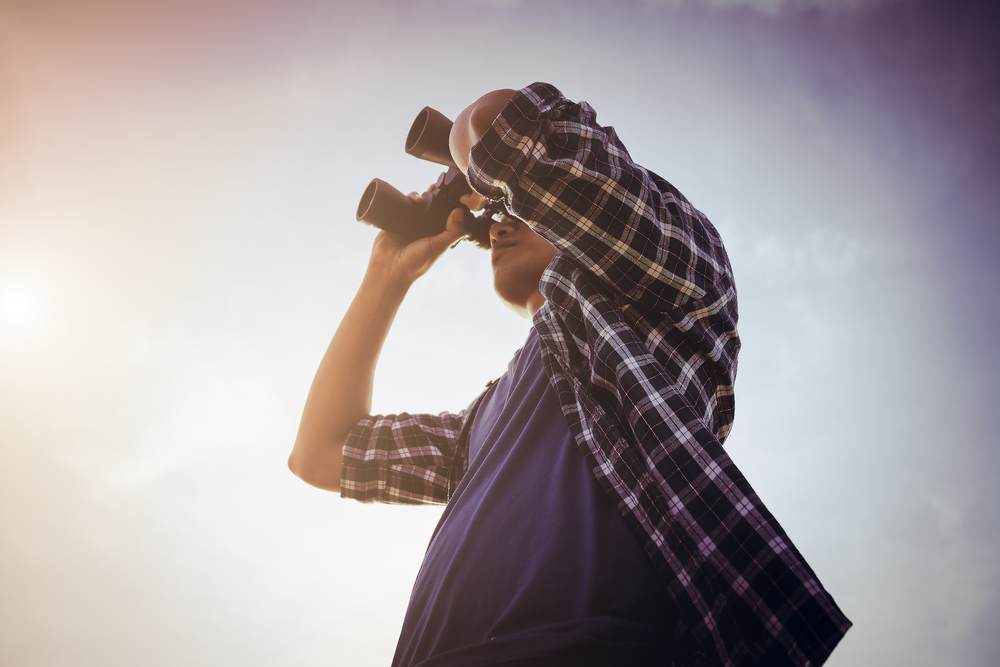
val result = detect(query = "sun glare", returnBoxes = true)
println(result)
[0,288,39,330]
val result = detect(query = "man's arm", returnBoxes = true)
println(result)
[287,203,465,492]
[455,83,734,317]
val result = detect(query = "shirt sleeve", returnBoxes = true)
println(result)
[468,82,733,315]
[340,407,473,505]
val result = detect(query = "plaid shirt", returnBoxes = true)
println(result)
[342,83,851,666]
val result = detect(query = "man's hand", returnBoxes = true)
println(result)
[368,191,467,289]
[460,191,488,213]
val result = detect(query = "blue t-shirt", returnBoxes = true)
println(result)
[392,329,674,667]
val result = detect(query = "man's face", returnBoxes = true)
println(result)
[489,215,558,319]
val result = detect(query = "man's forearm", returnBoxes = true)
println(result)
[288,267,409,492]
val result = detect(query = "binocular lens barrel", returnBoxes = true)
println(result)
[357,178,437,239]
[405,107,458,169]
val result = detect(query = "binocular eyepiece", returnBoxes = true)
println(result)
[356,107,495,250]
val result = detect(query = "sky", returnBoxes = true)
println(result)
[0,0,997,665]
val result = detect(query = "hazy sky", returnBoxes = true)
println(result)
[1,0,997,665]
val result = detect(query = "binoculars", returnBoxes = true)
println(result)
[356,107,496,250]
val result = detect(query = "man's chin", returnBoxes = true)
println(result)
[497,296,532,320]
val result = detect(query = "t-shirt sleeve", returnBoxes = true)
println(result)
[340,407,472,505]
[467,82,733,315]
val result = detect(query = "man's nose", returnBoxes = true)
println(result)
[489,218,516,246]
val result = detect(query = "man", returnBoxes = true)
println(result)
[289,83,850,666]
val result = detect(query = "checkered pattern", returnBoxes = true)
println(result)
[340,410,467,504]
[342,83,850,666]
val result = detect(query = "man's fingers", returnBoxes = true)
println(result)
[426,208,467,254]
[460,192,488,211]
[446,207,467,236]
[441,208,467,243]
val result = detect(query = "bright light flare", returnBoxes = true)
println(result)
[0,287,40,330]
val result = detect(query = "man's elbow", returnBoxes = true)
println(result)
[287,447,342,493]
[470,89,516,137]
[451,89,517,174]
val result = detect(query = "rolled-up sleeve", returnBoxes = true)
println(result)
[340,408,471,505]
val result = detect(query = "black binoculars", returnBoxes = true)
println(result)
[356,107,497,250]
